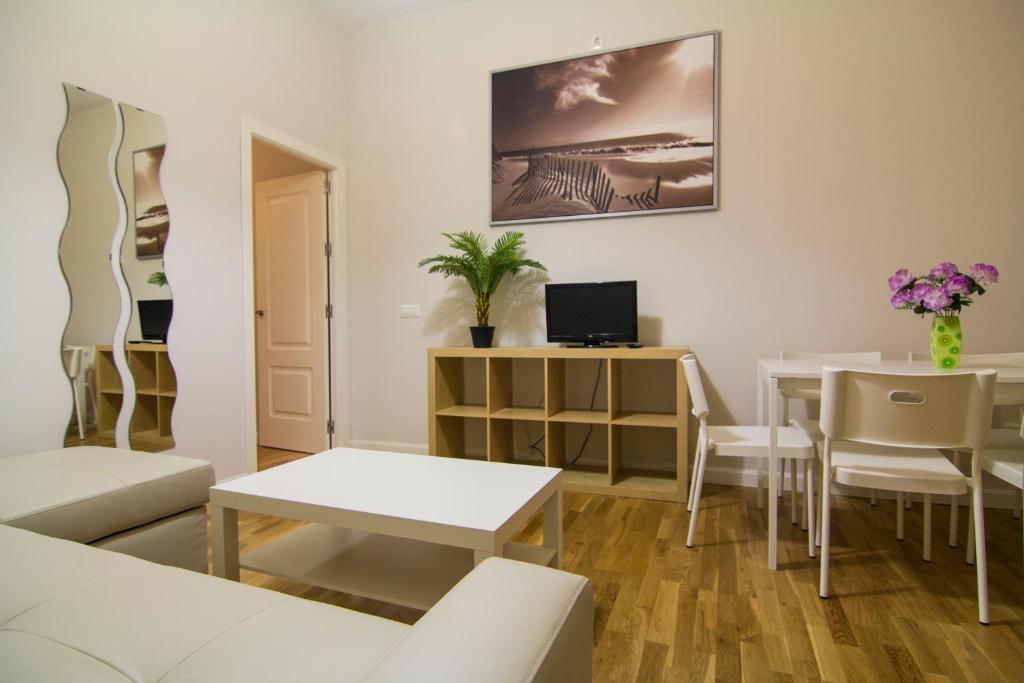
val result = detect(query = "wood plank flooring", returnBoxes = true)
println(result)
[219,447,1024,682]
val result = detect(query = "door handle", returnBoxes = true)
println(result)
[255,309,265,317]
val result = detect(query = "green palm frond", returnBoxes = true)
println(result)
[419,229,545,326]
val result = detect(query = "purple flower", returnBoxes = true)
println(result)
[922,286,952,312]
[943,274,972,297]
[970,263,999,285]
[890,290,913,309]
[929,261,959,279]
[908,282,933,303]
[887,268,914,291]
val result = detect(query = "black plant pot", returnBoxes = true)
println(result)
[470,325,495,348]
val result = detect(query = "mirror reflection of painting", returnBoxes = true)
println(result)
[134,146,169,258]
[491,32,718,225]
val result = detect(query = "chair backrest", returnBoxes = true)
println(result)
[907,351,1024,367]
[680,355,709,420]
[820,367,995,450]
[780,350,882,363]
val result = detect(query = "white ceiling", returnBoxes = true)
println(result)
[312,0,467,28]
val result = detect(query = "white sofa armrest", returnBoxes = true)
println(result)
[364,557,593,683]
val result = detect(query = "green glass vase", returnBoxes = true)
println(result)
[930,316,962,369]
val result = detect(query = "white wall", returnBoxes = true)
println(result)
[346,0,1024,474]
[0,0,348,478]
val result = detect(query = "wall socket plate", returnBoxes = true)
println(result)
[400,304,421,318]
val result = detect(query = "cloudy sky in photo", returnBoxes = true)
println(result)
[492,34,715,152]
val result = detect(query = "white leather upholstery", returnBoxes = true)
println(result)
[0,525,593,682]
[92,506,208,572]
[0,447,214,545]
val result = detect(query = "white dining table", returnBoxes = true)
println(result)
[755,359,1024,570]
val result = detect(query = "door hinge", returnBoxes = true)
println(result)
[325,303,333,319]
[324,242,333,258]
[327,419,335,435]
[323,177,331,196]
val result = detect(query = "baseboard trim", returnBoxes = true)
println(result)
[348,439,429,455]
[343,441,1020,510]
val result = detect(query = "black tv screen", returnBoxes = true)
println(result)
[545,281,637,346]
[138,299,172,343]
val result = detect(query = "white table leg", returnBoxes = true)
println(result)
[543,488,563,570]
[211,505,239,580]
[768,377,779,570]
[756,365,766,510]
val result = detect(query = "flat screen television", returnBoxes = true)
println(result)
[545,281,638,347]
[137,299,172,343]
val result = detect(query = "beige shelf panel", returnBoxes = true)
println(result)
[549,409,609,424]
[427,346,690,503]
[611,411,678,428]
[435,404,487,418]
[490,407,546,421]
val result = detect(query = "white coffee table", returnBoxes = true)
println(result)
[209,448,563,610]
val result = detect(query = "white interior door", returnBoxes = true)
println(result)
[254,171,329,453]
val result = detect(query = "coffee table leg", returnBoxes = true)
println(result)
[544,488,563,570]
[211,505,239,580]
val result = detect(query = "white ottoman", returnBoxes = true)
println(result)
[0,447,214,572]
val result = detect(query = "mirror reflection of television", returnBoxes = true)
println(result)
[545,281,638,347]
[137,299,172,343]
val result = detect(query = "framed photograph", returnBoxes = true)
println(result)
[491,31,719,226]
[133,145,169,259]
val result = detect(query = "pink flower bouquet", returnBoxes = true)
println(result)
[888,262,998,316]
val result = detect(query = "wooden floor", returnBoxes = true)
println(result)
[225,447,1024,682]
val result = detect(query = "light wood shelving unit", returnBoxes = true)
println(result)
[96,344,176,451]
[428,346,691,503]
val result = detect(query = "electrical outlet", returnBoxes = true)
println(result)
[400,304,421,319]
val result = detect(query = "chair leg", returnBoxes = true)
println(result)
[686,444,711,548]
[756,460,764,509]
[870,489,877,506]
[73,378,85,441]
[807,459,816,558]
[923,494,932,562]
[687,441,701,512]
[801,460,809,531]
[815,458,824,548]
[790,458,798,525]
[778,458,784,498]
[966,500,975,566]
[897,492,905,541]
[949,452,961,548]
[971,483,989,624]
[819,465,832,598]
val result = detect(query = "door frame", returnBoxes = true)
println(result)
[240,119,348,473]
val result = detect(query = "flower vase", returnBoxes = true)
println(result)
[930,316,962,369]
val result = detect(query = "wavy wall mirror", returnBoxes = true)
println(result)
[58,84,122,447]
[57,85,176,452]
[116,103,176,452]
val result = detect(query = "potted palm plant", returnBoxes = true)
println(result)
[419,231,546,348]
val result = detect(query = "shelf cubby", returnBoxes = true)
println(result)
[96,344,175,452]
[428,347,691,502]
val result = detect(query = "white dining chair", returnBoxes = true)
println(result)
[62,345,86,441]
[907,351,1024,546]
[682,355,817,553]
[816,367,995,624]
[779,351,883,526]
[977,421,1024,566]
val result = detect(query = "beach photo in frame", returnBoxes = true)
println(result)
[491,31,719,226]
[133,145,169,259]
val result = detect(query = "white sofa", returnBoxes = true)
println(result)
[0,447,213,571]
[0,524,593,681]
